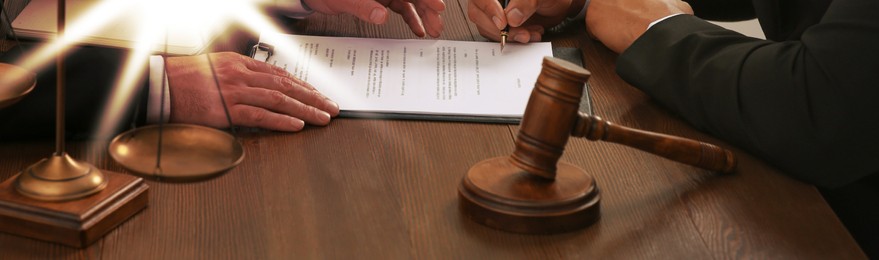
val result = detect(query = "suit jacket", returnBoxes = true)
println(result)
[2,0,147,141]
[0,45,148,141]
[616,0,879,188]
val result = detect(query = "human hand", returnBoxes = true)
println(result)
[304,0,446,38]
[164,52,340,132]
[585,0,692,53]
[467,0,571,43]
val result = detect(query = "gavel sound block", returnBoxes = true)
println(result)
[458,57,736,234]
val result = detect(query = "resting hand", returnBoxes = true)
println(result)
[305,0,446,38]
[585,0,693,53]
[165,52,340,132]
[467,0,571,43]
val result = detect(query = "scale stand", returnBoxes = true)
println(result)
[0,1,148,247]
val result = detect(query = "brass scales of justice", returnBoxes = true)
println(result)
[0,0,243,247]
[0,0,735,246]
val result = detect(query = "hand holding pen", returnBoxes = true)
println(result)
[499,0,510,51]
[466,0,582,47]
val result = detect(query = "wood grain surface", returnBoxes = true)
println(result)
[0,0,865,258]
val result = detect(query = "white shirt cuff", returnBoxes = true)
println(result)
[148,55,170,124]
[648,13,685,30]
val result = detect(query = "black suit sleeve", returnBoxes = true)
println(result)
[615,0,879,188]
[0,45,149,141]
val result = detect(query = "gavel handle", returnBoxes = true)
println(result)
[572,113,736,173]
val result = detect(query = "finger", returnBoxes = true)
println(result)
[415,5,443,37]
[502,26,542,43]
[243,72,341,117]
[529,29,542,42]
[509,27,534,43]
[388,0,427,37]
[505,0,538,27]
[232,104,306,132]
[238,55,288,77]
[527,24,544,42]
[236,87,333,126]
[238,56,318,91]
[222,53,282,76]
[468,0,506,30]
[348,0,391,24]
[413,0,445,13]
[475,20,503,42]
[469,1,506,41]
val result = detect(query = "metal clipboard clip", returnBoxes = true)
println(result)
[250,42,275,62]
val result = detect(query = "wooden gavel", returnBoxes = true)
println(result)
[459,56,736,234]
[511,58,736,179]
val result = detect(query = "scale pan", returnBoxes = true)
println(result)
[0,63,36,110]
[109,124,244,182]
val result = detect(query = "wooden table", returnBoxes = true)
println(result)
[0,0,866,258]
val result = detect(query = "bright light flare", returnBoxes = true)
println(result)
[95,1,162,138]
[15,0,129,71]
[230,2,355,104]
[94,0,276,139]
[149,0,236,46]
[96,0,243,137]
[14,0,353,138]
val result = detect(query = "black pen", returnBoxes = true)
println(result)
[499,0,509,52]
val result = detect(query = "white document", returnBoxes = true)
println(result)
[256,32,554,121]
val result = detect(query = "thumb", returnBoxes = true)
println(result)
[505,0,538,27]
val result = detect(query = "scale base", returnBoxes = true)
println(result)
[0,170,148,248]
[459,157,600,234]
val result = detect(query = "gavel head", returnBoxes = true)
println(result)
[510,57,591,179]
[458,57,599,234]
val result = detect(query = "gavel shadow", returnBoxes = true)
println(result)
[455,165,733,256]
[457,56,738,237]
